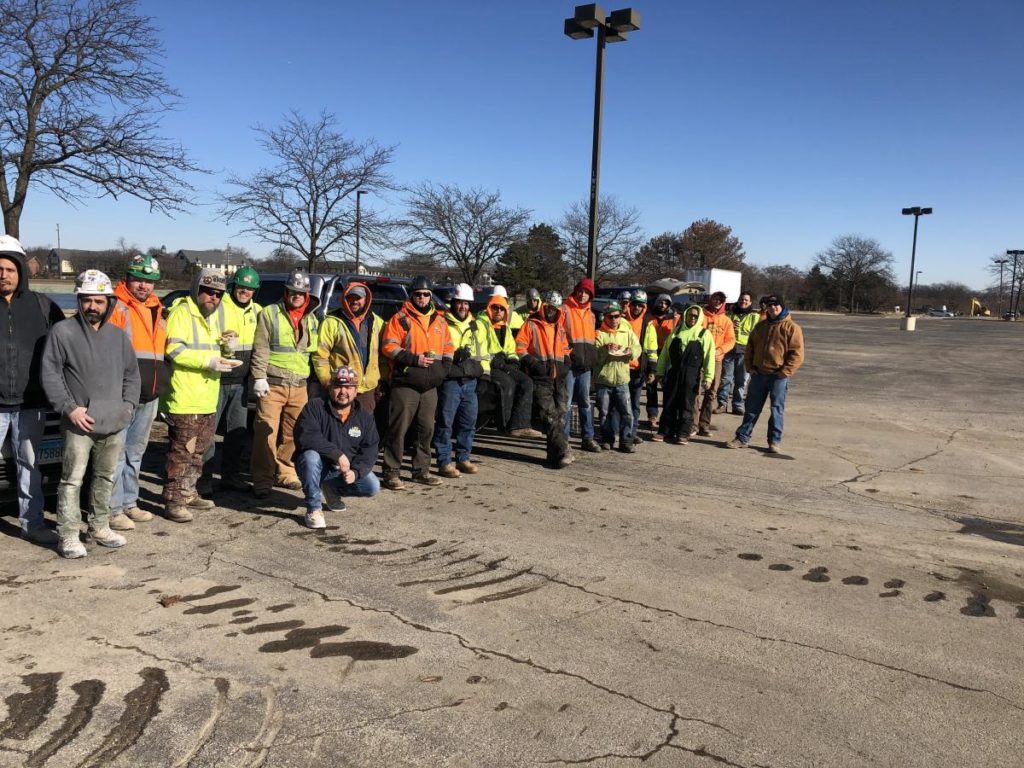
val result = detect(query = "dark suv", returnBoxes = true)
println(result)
[253,273,410,322]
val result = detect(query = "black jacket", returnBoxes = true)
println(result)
[293,396,379,480]
[0,252,66,409]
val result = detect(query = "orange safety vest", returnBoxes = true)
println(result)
[380,300,454,374]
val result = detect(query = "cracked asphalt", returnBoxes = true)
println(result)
[2,313,1023,767]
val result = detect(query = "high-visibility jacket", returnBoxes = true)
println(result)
[164,298,224,414]
[251,301,319,385]
[657,305,715,387]
[215,294,262,383]
[702,308,736,363]
[381,300,454,390]
[516,308,570,379]
[445,311,488,379]
[509,308,527,332]
[314,311,383,394]
[595,318,641,387]
[625,308,659,374]
[475,313,518,375]
[648,313,676,352]
[109,282,169,403]
[562,296,597,371]
[727,308,760,347]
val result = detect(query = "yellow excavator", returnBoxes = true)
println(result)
[970,298,991,317]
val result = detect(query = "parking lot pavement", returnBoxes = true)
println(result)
[2,314,1023,767]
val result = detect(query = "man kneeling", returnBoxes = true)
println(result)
[293,366,380,529]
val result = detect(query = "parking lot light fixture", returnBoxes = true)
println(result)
[901,206,932,323]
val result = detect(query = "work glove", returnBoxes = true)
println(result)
[253,378,271,398]
[206,356,236,373]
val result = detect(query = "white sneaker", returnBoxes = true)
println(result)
[59,537,87,559]
[304,509,326,529]
[91,528,127,548]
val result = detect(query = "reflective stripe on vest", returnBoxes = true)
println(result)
[166,314,219,359]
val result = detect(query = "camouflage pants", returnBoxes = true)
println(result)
[164,413,216,504]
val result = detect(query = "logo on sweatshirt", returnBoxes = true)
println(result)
[348,426,362,439]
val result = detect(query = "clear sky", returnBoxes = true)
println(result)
[18,0,1024,289]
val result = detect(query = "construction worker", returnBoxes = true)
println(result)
[562,278,601,453]
[622,290,658,444]
[313,281,383,412]
[199,265,263,493]
[717,291,759,416]
[594,301,641,452]
[475,293,542,438]
[516,290,573,468]
[380,276,454,490]
[652,304,715,445]
[250,269,319,499]
[163,269,239,522]
[696,291,735,438]
[41,270,139,558]
[108,254,168,531]
[511,287,540,333]
[434,283,488,478]
[645,294,676,430]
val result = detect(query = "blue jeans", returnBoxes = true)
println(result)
[433,378,478,468]
[563,368,594,441]
[0,408,46,531]
[110,399,159,515]
[735,373,789,446]
[295,449,380,513]
[597,384,632,444]
[718,348,748,412]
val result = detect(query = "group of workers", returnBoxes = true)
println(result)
[0,234,803,559]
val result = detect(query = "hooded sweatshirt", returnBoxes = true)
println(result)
[515,304,571,380]
[702,300,736,362]
[563,280,597,371]
[0,251,66,409]
[656,304,715,386]
[40,295,140,435]
[109,280,169,402]
[475,296,518,373]
[595,316,641,387]
[314,283,382,394]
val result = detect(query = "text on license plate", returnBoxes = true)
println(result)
[38,438,63,465]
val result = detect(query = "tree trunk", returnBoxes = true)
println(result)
[3,205,21,239]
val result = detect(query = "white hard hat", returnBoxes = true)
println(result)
[0,234,26,256]
[75,269,114,295]
[452,283,474,302]
[491,285,508,298]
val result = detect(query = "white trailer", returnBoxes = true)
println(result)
[683,268,743,303]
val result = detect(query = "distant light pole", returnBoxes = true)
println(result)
[995,258,1009,317]
[1008,249,1024,320]
[564,3,641,283]
[915,270,923,304]
[901,206,932,320]
[354,189,369,275]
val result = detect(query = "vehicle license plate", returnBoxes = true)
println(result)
[38,438,63,465]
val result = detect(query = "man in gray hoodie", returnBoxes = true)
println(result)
[41,270,140,559]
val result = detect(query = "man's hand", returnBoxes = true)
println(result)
[206,356,239,373]
[417,353,436,368]
[68,406,94,433]
[253,378,271,398]
[341,469,356,485]
[336,454,351,473]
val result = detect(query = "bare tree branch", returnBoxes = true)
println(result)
[557,195,643,282]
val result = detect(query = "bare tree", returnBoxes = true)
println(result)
[0,0,202,237]
[398,183,531,284]
[220,111,396,272]
[814,235,896,313]
[558,195,643,282]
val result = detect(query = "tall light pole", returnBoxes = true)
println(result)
[901,206,932,325]
[565,4,641,284]
[1008,249,1024,320]
[354,189,368,275]
[995,258,1009,317]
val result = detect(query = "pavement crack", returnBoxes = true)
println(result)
[87,636,204,674]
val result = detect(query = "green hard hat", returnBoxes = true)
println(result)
[126,253,161,281]
[604,300,623,314]
[232,265,261,289]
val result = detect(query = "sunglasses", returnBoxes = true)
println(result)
[199,287,224,298]
[411,291,431,298]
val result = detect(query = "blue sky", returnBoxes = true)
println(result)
[19,0,1024,289]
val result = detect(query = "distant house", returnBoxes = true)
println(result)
[47,248,96,278]
[24,254,42,277]
[175,249,247,276]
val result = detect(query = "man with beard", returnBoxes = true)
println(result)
[652,304,715,445]
[294,366,380,529]
[314,281,382,412]
[717,291,759,416]
[0,235,65,544]
[41,270,139,558]
[516,291,573,468]
[107,254,168,531]
[251,269,320,499]
[380,276,454,489]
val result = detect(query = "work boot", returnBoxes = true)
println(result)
[304,509,326,529]
[556,453,575,468]
[767,443,781,454]
[619,443,636,454]
[698,427,713,437]
[412,472,443,487]
[277,478,303,491]
[165,505,194,523]
[648,417,658,429]
[581,439,602,453]
[598,442,613,452]
[109,514,135,531]
[58,537,87,559]
[90,528,127,549]
[125,507,153,522]
[725,438,748,449]
[456,460,479,475]
[320,482,347,512]
[732,407,745,416]
[438,463,461,479]
[382,474,405,491]
[186,496,215,510]
[252,487,271,500]
[509,428,544,439]
[632,436,643,445]
[669,435,689,445]
[713,403,728,415]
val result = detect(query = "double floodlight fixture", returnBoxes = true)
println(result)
[564,4,641,42]
[901,206,933,216]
